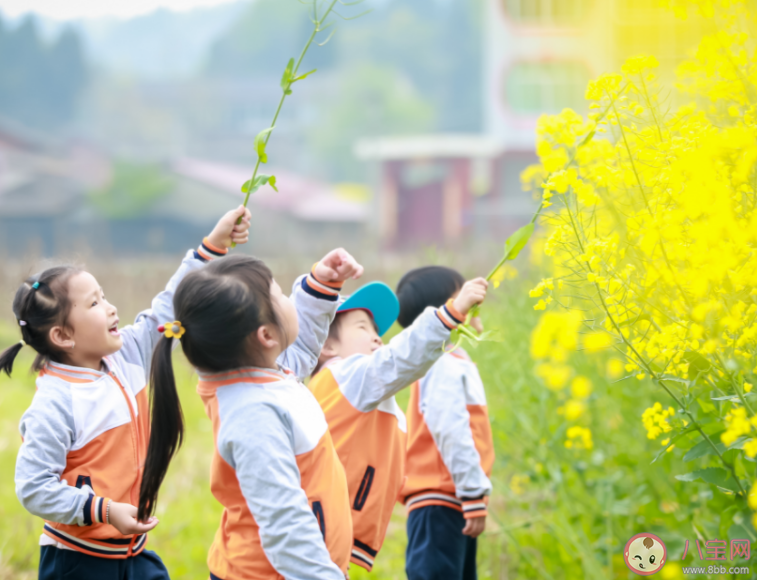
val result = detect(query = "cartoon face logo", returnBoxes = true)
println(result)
[624,533,667,575]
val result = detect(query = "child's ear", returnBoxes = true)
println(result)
[256,324,279,350]
[320,337,339,360]
[49,326,75,351]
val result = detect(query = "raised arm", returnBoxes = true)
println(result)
[117,206,251,377]
[333,278,489,412]
[278,249,363,380]
[217,401,346,580]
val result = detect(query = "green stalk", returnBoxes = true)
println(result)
[232,0,340,247]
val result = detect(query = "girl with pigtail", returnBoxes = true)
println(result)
[138,250,364,580]
[1,205,252,580]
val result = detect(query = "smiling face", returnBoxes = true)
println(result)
[62,272,122,364]
[625,535,665,575]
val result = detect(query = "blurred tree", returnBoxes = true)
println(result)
[309,62,436,180]
[203,0,336,79]
[89,162,173,220]
[0,15,89,128]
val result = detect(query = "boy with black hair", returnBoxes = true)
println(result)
[309,276,488,572]
[397,265,495,580]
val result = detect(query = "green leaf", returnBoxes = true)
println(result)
[682,432,726,462]
[719,505,739,540]
[254,127,275,163]
[257,174,278,192]
[241,174,279,196]
[503,223,535,261]
[683,351,712,380]
[280,58,294,91]
[293,68,317,82]
[675,467,740,492]
[651,424,698,463]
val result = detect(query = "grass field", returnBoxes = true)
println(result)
[0,256,748,579]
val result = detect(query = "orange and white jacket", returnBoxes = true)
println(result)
[401,348,494,520]
[14,245,217,558]
[197,272,352,580]
[309,302,465,571]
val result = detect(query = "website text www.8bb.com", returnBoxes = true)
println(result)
[681,565,750,575]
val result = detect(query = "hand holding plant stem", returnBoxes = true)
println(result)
[231,0,367,248]
[452,97,617,348]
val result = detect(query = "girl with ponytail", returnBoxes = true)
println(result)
[138,249,363,580]
[3,206,251,580]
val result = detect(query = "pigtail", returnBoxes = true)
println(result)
[138,335,185,521]
[0,341,25,377]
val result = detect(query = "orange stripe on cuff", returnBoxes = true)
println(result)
[310,262,343,289]
[203,237,228,255]
[463,508,487,519]
[306,275,340,296]
[444,299,465,323]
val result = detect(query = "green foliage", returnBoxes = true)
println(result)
[89,162,173,220]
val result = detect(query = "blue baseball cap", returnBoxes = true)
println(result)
[337,281,399,337]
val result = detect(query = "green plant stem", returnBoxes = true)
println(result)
[232,0,339,247]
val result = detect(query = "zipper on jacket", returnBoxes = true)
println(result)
[111,373,142,505]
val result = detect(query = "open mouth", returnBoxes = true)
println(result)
[109,320,120,336]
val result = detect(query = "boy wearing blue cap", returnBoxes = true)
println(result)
[309,274,488,572]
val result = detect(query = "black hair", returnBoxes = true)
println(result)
[396,266,465,328]
[0,266,83,377]
[138,255,284,521]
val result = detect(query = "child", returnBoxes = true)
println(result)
[397,266,495,580]
[308,276,488,572]
[0,206,252,579]
[137,250,364,580]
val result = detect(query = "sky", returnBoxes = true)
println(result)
[0,0,243,20]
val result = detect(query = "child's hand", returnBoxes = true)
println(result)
[206,205,252,250]
[108,501,159,535]
[315,248,364,283]
[462,515,486,538]
[452,278,489,317]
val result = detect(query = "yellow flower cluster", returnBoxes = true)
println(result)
[721,407,757,457]
[526,0,757,486]
[565,426,593,450]
[509,474,530,496]
[642,403,675,441]
[527,13,757,448]
[530,311,582,390]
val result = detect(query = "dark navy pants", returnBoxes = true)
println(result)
[406,505,478,580]
[39,546,170,580]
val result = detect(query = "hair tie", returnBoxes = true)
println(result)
[31,282,40,290]
[158,321,186,340]
[19,340,26,347]
[18,320,27,326]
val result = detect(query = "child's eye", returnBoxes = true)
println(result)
[91,300,98,307]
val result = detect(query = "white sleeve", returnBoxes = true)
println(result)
[117,249,207,379]
[420,356,492,502]
[15,382,93,526]
[217,402,345,580]
[277,274,339,381]
[331,306,452,413]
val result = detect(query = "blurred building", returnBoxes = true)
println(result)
[484,0,706,218]
[0,118,111,256]
[355,135,504,248]
[358,0,706,249]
